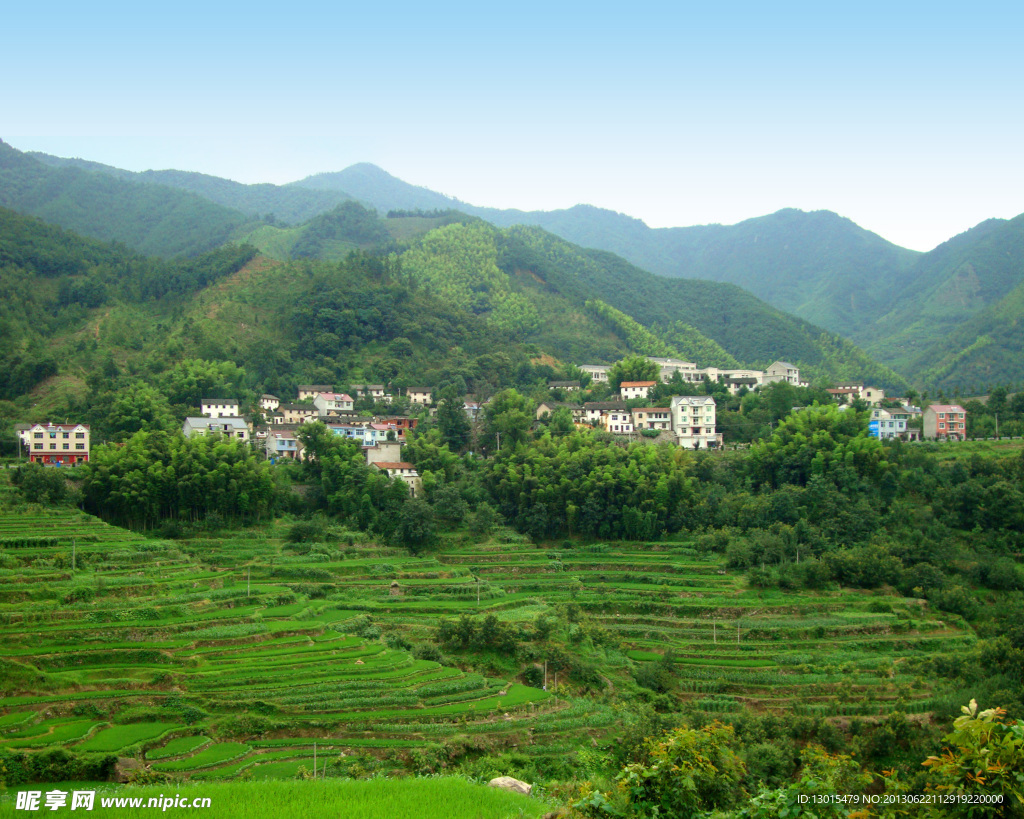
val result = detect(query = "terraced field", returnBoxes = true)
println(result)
[0,507,971,780]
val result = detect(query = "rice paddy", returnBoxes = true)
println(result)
[0,507,971,783]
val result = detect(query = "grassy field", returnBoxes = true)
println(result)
[0,506,973,784]
[0,778,550,818]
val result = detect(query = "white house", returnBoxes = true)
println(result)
[764,361,802,386]
[183,417,250,441]
[297,385,333,401]
[579,364,610,383]
[260,394,280,412]
[632,407,672,431]
[407,387,432,406]
[619,381,657,401]
[670,396,720,449]
[313,392,354,415]
[200,398,240,418]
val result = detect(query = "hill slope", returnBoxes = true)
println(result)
[31,151,353,225]
[0,141,256,257]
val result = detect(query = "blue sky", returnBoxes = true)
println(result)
[4,1,1021,251]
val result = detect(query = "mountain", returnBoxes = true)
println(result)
[30,151,354,225]
[290,163,458,213]
[11,144,1019,390]
[292,167,922,338]
[0,140,260,257]
[862,214,1024,390]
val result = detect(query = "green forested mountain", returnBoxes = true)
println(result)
[30,151,353,224]
[0,141,256,256]
[856,215,1024,390]
[291,163,459,212]
[11,142,1022,390]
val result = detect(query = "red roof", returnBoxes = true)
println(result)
[373,462,416,470]
[928,404,966,413]
[620,381,657,388]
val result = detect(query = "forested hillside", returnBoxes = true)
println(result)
[0,207,257,402]
[0,141,255,256]
[860,214,1024,391]
[30,151,353,225]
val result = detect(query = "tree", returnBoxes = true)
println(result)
[91,383,175,440]
[395,498,436,553]
[436,386,471,452]
[483,389,533,451]
[548,406,575,436]
[607,355,660,391]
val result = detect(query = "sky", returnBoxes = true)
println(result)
[3,1,1022,251]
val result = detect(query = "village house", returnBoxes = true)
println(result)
[648,357,699,381]
[363,422,404,446]
[869,408,917,440]
[260,394,280,413]
[275,404,318,425]
[924,404,967,441]
[27,423,90,465]
[264,430,303,460]
[200,398,240,418]
[536,401,584,422]
[600,408,634,434]
[764,361,804,387]
[579,364,610,383]
[619,381,657,401]
[464,400,485,421]
[861,386,886,406]
[313,392,354,416]
[547,380,581,392]
[632,407,672,431]
[583,401,625,425]
[297,385,333,401]
[365,440,421,496]
[827,387,861,404]
[183,417,250,441]
[670,396,720,449]
[406,387,432,406]
[361,385,391,403]
[14,423,31,454]
[384,415,418,432]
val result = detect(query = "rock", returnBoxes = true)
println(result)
[488,776,532,795]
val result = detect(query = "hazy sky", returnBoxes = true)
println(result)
[4,1,1021,251]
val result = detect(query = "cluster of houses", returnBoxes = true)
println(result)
[539,388,721,448]
[12,364,975,471]
[580,359,808,394]
[180,385,426,496]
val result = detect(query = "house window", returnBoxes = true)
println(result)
[34,432,43,439]
[62,443,69,450]
[76,433,84,439]
[50,444,56,450]
[76,444,84,450]
[62,432,69,439]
